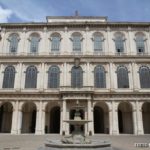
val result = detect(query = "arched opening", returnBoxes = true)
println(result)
[21,102,36,133]
[94,102,109,134]
[69,109,84,133]
[142,102,150,134]
[0,102,13,133]
[118,102,133,134]
[45,105,60,134]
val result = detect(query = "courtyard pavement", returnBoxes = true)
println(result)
[0,134,150,150]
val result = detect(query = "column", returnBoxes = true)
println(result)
[136,101,144,135]
[17,109,23,134]
[132,108,138,135]
[15,62,23,90]
[63,62,67,86]
[40,63,45,90]
[109,62,115,90]
[11,101,19,134]
[106,27,111,55]
[87,62,90,86]
[35,101,42,134]
[61,100,67,135]
[87,99,94,135]
[41,105,46,134]
[0,64,4,89]
[127,27,134,55]
[132,62,140,90]
[107,101,113,135]
[112,101,119,135]
[21,27,27,54]
[0,28,6,54]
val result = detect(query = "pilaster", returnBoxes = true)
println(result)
[112,101,119,135]
[136,101,144,135]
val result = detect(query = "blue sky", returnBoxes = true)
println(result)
[0,0,150,23]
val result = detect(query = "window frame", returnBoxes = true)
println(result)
[2,66,16,88]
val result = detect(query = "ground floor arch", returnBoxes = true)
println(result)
[21,102,37,133]
[45,103,60,134]
[118,102,133,134]
[142,102,150,134]
[0,102,13,133]
[94,102,109,134]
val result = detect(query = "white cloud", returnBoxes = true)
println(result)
[0,6,12,22]
[0,0,58,22]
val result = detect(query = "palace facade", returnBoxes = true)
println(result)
[0,16,150,135]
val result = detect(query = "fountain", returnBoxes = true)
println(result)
[45,100,112,150]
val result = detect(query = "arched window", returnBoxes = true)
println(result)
[25,66,38,88]
[139,66,150,88]
[135,33,146,53]
[8,33,19,53]
[71,66,83,88]
[30,33,40,53]
[93,33,104,52]
[117,66,129,88]
[94,66,106,88]
[71,33,82,52]
[51,33,61,52]
[114,33,125,53]
[2,66,15,88]
[48,66,60,88]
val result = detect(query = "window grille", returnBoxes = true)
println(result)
[9,34,19,53]
[139,66,150,88]
[25,66,37,88]
[94,36,103,51]
[48,66,60,88]
[94,66,106,88]
[30,35,40,53]
[117,66,129,88]
[2,66,15,88]
[71,66,83,88]
[51,36,60,51]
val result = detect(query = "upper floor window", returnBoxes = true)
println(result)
[25,66,38,88]
[114,33,125,53]
[2,66,15,88]
[117,66,129,88]
[139,66,150,88]
[94,65,106,88]
[8,33,20,53]
[135,33,146,54]
[29,33,40,54]
[71,66,83,88]
[71,32,83,52]
[48,66,60,88]
[50,33,61,52]
[93,33,104,52]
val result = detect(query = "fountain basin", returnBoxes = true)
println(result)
[64,120,91,125]
[45,140,112,150]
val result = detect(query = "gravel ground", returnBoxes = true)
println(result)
[0,134,150,150]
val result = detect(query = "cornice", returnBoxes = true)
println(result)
[0,55,150,63]
[0,22,150,29]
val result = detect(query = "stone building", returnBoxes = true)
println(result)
[0,15,150,135]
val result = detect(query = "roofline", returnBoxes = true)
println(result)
[0,21,150,28]
[46,16,108,20]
